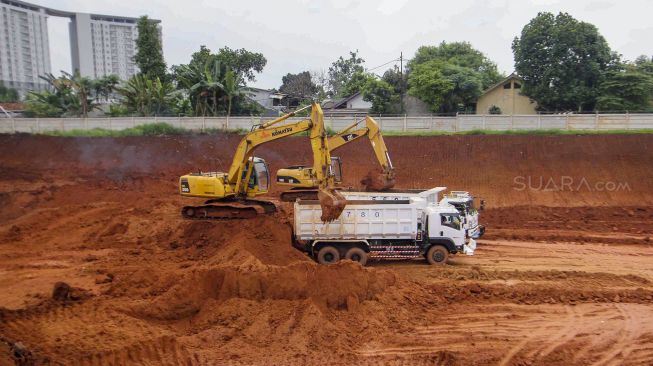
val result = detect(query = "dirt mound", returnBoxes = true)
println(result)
[132,261,398,321]
[360,169,396,191]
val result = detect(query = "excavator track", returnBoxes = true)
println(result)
[181,199,277,220]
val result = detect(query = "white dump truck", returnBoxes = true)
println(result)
[293,188,476,266]
[341,187,485,239]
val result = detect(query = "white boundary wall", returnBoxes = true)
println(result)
[2,113,653,133]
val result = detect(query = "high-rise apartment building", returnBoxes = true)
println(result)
[0,0,162,96]
[70,13,161,80]
[0,0,51,95]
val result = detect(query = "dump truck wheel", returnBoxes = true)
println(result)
[317,246,340,265]
[345,247,368,266]
[426,245,448,265]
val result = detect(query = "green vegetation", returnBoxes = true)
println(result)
[408,42,503,113]
[134,16,167,82]
[328,51,365,97]
[382,129,653,136]
[42,123,247,137]
[171,45,265,117]
[0,83,19,102]
[36,123,653,138]
[25,72,120,117]
[512,12,653,113]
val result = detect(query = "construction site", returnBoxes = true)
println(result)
[1,104,652,365]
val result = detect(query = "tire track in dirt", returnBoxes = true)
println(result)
[73,335,204,366]
[589,304,638,366]
[0,299,202,365]
[527,305,578,358]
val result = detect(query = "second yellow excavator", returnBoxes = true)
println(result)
[276,115,395,201]
[178,102,346,221]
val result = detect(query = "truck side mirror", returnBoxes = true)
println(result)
[480,199,485,211]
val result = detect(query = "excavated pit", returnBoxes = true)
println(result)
[1,133,653,365]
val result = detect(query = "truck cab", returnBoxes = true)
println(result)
[440,191,485,239]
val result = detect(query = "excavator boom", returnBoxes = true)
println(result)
[277,115,396,194]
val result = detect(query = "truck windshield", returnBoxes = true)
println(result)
[440,214,461,230]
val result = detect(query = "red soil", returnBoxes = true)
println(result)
[1,133,652,365]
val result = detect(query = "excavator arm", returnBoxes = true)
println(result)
[277,115,395,192]
[329,116,394,175]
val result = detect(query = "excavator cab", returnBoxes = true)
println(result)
[243,157,270,197]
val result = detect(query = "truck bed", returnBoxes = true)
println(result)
[294,199,421,241]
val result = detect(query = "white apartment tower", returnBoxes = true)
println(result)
[0,0,162,96]
[0,0,51,95]
[70,14,161,80]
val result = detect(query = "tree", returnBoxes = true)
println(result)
[361,78,399,114]
[408,62,452,113]
[134,16,167,81]
[596,66,653,111]
[406,42,501,113]
[328,50,365,97]
[116,75,175,116]
[176,58,224,116]
[310,70,329,101]
[408,41,501,89]
[93,75,120,103]
[215,47,267,82]
[382,66,406,95]
[0,83,19,102]
[25,71,98,117]
[340,72,376,97]
[171,45,266,116]
[408,61,483,113]
[279,71,318,99]
[512,12,618,112]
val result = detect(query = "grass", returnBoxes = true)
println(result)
[43,123,247,137]
[381,128,653,136]
[37,123,653,137]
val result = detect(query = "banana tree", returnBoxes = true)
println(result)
[223,68,249,118]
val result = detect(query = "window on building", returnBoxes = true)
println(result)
[514,82,521,89]
[503,82,511,89]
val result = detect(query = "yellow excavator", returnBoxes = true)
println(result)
[178,102,346,221]
[276,115,395,201]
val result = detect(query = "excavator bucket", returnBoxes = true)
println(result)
[360,169,396,191]
[318,188,347,222]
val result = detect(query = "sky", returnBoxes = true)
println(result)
[42,0,653,89]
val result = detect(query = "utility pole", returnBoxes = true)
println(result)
[400,52,404,114]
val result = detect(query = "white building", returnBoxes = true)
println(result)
[0,0,51,96]
[70,13,161,80]
[0,0,162,96]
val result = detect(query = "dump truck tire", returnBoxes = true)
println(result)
[426,245,448,265]
[345,247,368,266]
[317,246,340,265]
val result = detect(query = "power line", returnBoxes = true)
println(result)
[365,58,400,73]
